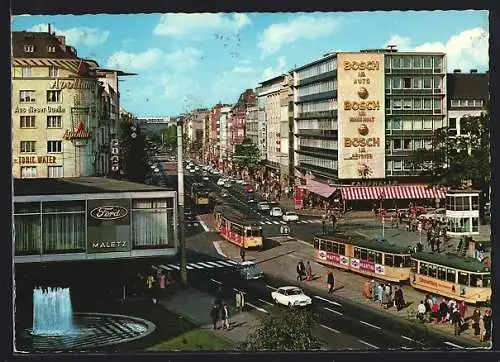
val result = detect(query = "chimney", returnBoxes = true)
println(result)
[48,23,51,34]
[453,69,461,73]
[56,36,66,47]
[470,69,478,73]
[387,44,397,52]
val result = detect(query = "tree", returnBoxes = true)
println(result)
[233,138,262,174]
[239,309,322,351]
[118,120,149,182]
[161,125,178,149]
[408,113,490,221]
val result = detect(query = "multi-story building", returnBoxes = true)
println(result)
[136,116,173,137]
[279,74,295,190]
[207,104,222,163]
[446,69,489,136]
[12,29,105,178]
[229,89,255,156]
[219,105,232,165]
[292,48,448,208]
[245,105,259,149]
[256,93,267,160]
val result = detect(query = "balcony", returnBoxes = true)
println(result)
[296,109,337,120]
[386,129,435,137]
[296,70,337,87]
[296,163,338,178]
[295,129,338,139]
[297,90,337,104]
[389,109,435,116]
[386,88,435,96]
[296,147,338,159]
[386,68,444,75]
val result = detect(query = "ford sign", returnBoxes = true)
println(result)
[90,206,128,220]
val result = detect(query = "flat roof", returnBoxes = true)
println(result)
[412,251,488,273]
[14,177,174,196]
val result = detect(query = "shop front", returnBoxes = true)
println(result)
[13,177,178,264]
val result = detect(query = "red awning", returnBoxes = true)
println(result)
[305,179,337,198]
[341,185,447,201]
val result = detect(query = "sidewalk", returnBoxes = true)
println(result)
[157,288,259,348]
[217,238,490,348]
[279,197,374,218]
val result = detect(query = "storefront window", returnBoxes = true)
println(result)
[132,200,172,248]
[463,196,471,211]
[472,217,479,232]
[14,202,41,255]
[42,201,85,254]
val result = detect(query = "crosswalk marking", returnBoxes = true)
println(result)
[280,221,286,224]
[272,221,280,224]
[186,264,194,270]
[217,260,234,267]
[197,262,215,268]
[168,264,180,270]
[225,259,238,265]
[265,221,272,224]
[206,261,225,268]
[159,264,172,271]
[188,263,204,269]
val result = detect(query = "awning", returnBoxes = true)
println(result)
[341,184,447,201]
[305,179,337,198]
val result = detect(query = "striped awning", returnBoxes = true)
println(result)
[305,178,337,198]
[341,185,447,201]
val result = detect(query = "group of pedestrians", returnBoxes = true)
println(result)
[416,294,492,340]
[136,269,174,304]
[296,260,314,281]
[363,279,406,311]
[209,285,246,331]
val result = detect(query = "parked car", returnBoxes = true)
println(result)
[419,208,446,222]
[194,166,200,171]
[257,202,270,211]
[224,182,232,188]
[236,261,264,280]
[236,179,244,184]
[282,211,299,222]
[189,168,196,173]
[221,190,230,198]
[270,207,283,217]
[271,286,312,308]
[217,178,226,186]
[202,175,209,181]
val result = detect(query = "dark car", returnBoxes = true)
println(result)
[237,261,264,280]
[184,209,194,221]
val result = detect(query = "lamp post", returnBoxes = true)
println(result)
[177,119,187,287]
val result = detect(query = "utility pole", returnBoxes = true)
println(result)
[177,119,187,287]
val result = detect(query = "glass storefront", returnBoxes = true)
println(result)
[132,198,175,249]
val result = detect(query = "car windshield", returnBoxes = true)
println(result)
[243,264,260,272]
[286,288,303,295]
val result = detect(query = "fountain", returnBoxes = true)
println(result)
[32,287,74,336]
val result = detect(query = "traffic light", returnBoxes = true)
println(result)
[130,125,137,139]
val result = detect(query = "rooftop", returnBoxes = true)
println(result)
[412,251,488,273]
[12,31,78,59]
[14,177,173,196]
[447,72,489,101]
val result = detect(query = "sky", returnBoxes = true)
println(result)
[12,11,488,117]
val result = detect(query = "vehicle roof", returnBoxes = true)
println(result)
[314,232,410,255]
[411,252,489,273]
[240,261,257,266]
[279,286,302,290]
[214,205,261,227]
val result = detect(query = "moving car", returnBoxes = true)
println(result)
[224,182,232,188]
[236,261,264,280]
[419,208,446,222]
[270,207,283,217]
[236,179,244,184]
[271,286,312,308]
[202,175,209,181]
[194,166,200,171]
[257,202,270,211]
[189,168,196,173]
[282,211,299,222]
[153,167,160,173]
[217,178,226,186]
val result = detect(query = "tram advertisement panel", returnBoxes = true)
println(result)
[375,263,385,275]
[360,260,375,272]
[350,258,360,269]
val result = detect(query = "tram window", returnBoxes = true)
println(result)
[354,247,361,259]
[367,250,375,262]
[332,242,339,254]
[394,255,404,268]
[319,241,326,251]
[428,264,437,278]
[419,262,428,275]
[375,252,383,264]
[252,229,261,237]
[339,244,346,256]
[246,230,251,237]
[360,249,368,261]
[446,269,456,283]
[482,275,491,287]
[314,239,319,249]
[470,273,482,287]
[404,256,412,267]
[437,267,446,280]
[458,271,469,285]
[326,242,333,253]
[385,255,394,267]
[411,260,418,272]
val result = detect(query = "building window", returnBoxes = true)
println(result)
[392,119,402,130]
[47,115,62,128]
[393,160,402,170]
[404,139,412,150]
[24,45,34,53]
[403,78,412,89]
[403,119,412,130]
[132,199,174,248]
[423,119,433,129]
[423,99,432,109]
[393,99,402,109]
[386,160,393,170]
[433,76,441,90]
[424,139,432,149]
[47,46,56,53]
[20,141,36,153]
[392,57,401,69]
[393,139,402,150]
[413,119,423,130]
[414,139,423,150]
[403,57,411,69]
[434,57,442,71]
[14,202,41,255]
[434,118,443,129]
[403,99,412,109]
[433,98,441,110]
[413,57,422,68]
[48,166,63,178]
[47,140,62,153]
[21,67,32,77]
[20,116,35,128]
[449,118,457,129]
[20,90,36,103]
[49,66,59,77]
[413,99,422,109]
[412,77,423,89]
[46,90,62,103]
[20,166,37,178]
[423,57,432,68]
[423,76,432,89]
[392,77,402,89]
[475,99,484,107]
[450,99,459,107]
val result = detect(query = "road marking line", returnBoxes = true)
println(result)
[169,264,181,270]
[197,262,215,268]
[359,320,381,330]
[324,307,343,316]
[320,324,340,334]
[188,263,204,269]
[358,339,379,349]
[151,265,159,270]
[217,260,234,267]
[314,295,343,307]
[266,284,277,290]
[185,264,194,270]
[260,221,265,225]
[280,221,286,224]
[159,264,172,271]
[401,335,414,342]
[272,221,280,224]
[354,231,371,238]
[207,261,226,268]
[258,298,274,306]
[232,288,246,295]
[197,216,210,232]
[225,259,238,265]
[212,241,227,257]
[444,341,464,349]
[266,221,273,224]
[246,302,269,314]
[209,278,222,285]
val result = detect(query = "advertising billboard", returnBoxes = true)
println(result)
[87,199,132,253]
[337,53,385,179]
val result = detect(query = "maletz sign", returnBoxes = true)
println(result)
[87,199,131,253]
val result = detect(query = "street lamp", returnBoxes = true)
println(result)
[177,119,187,287]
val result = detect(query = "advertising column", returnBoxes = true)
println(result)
[337,53,385,179]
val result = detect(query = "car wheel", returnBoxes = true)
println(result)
[288,302,293,309]
[274,298,278,304]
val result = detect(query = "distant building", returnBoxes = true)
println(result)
[229,89,256,156]
[136,116,174,136]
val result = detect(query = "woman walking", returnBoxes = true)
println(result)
[221,303,230,330]
[210,303,220,330]
[327,272,335,293]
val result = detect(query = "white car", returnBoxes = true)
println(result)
[217,179,226,186]
[420,208,446,222]
[236,179,244,184]
[257,202,270,211]
[153,167,160,173]
[271,286,312,308]
[202,176,209,181]
[194,166,200,171]
[189,168,196,173]
[270,207,283,217]
[282,211,299,222]
[224,182,232,188]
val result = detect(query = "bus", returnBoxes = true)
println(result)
[214,205,263,249]
[191,183,209,207]
[313,233,412,283]
[410,252,491,305]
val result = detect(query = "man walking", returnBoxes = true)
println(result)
[210,303,220,330]
[327,271,335,293]
[452,307,462,336]
[306,261,313,281]
[240,247,246,262]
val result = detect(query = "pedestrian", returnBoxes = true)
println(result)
[417,300,426,321]
[370,279,376,301]
[322,218,326,234]
[210,303,220,330]
[331,214,337,231]
[394,286,405,311]
[146,273,155,303]
[327,271,335,293]
[306,261,313,281]
[481,309,492,342]
[239,290,245,311]
[472,308,481,336]
[296,262,302,281]
[452,308,462,336]
[235,291,242,313]
[221,303,230,330]
[376,283,383,304]
[298,260,306,281]
[363,280,371,299]
[240,247,246,262]
[458,300,467,321]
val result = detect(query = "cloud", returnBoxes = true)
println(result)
[258,15,341,56]
[121,37,135,47]
[262,56,287,80]
[231,66,254,73]
[27,23,109,47]
[386,27,489,71]
[106,46,203,71]
[153,13,251,39]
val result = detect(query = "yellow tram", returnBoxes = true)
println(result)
[313,233,412,283]
[191,183,209,206]
[410,252,492,304]
[214,205,263,249]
